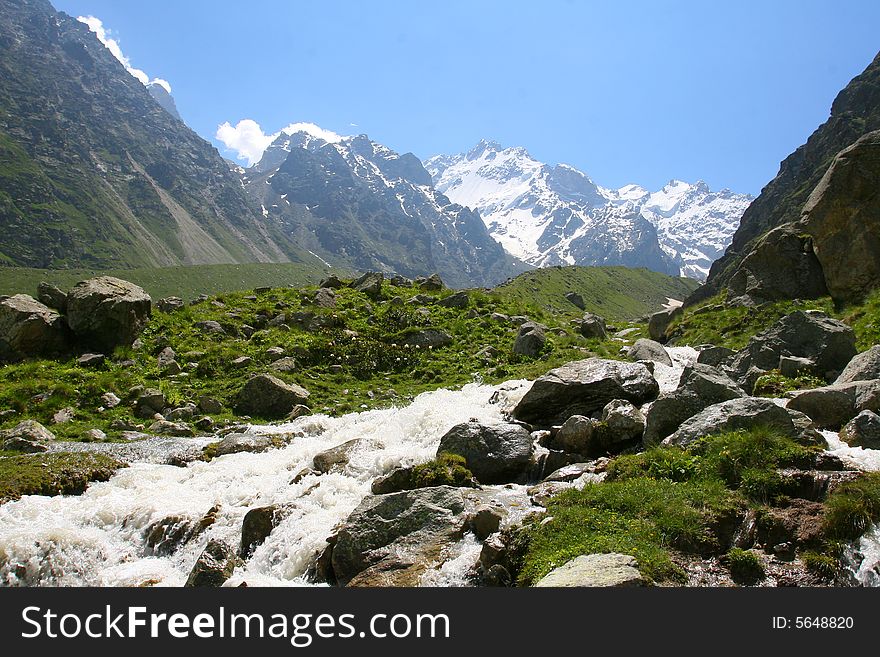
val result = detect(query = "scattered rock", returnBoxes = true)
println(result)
[287,404,312,420]
[157,297,185,313]
[565,292,586,310]
[836,346,880,384]
[723,311,856,392]
[230,356,252,369]
[194,320,226,335]
[779,356,816,378]
[787,379,880,429]
[37,282,68,313]
[314,288,337,308]
[197,395,223,415]
[513,358,658,426]
[417,273,444,291]
[206,432,287,458]
[66,277,151,351]
[185,539,241,587]
[642,363,746,445]
[436,421,534,484]
[437,291,470,308]
[664,397,817,447]
[403,329,453,349]
[470,507,504,540]
[133,388,166,419]
[240,505,292,557]
[839,409,880,449]
[578,313,607,340]
[314,439,369,474]
[319,275,344,289]
[100,392,121,409]
[534,553,645,587]
[513,322,546,357]
[83,428,107,442]
[149,420,195,437]
[627,338,672,366]
[550,415,595,453]
[0,420,55,452]
[331,486,466,587]
[648,308,681,342]
[697,345,736,367]
[601,399,646,444]
[349,272,384,299]
[265,346,286,362]
[234,374,310,419]
[0,294,70,362]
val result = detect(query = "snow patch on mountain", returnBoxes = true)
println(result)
[426,141,752,280]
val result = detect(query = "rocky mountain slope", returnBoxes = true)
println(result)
[0,0,316,270]
[425,141,752,280]
[699,51,880,305]
[241,127,528,288]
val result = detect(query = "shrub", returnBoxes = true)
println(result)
[725,548,765,584]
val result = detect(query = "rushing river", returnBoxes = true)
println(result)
[0,380,531,587]
[2,347,879,587]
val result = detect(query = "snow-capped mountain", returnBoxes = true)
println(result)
[425,141,753,280]
[241,126,526,288]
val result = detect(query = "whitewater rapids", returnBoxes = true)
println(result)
[0,380,531,587]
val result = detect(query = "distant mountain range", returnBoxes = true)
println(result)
[0,0,752,288]
[426,141,752,280]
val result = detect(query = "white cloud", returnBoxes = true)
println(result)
[216,119,276,167]
[216,120,345,167]
[78,16,171,93]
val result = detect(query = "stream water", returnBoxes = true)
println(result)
[2,348,879,587]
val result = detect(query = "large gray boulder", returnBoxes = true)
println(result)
[513,359,658,426]
[836,346,880,384]
[0,294,70,361]
[627,339,672,367]
[787,379,880,429]
[331,486,466,587]
[0,419,56,452]
[664,397,811,447]
[578,313,607,340]
[723,311,856,392]
[648,308,681,342]
[643,363,746,446]
[601,400,645,444]
[349,272,384,299]
[436,421,534,484]
[798,130,880,305]
[234,374,310,419]
[534,553,645,587]
[403,329,453,349]
[65,277,152,351]
[513,323,547,358]
[839,410,880,449]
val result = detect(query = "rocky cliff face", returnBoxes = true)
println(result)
[699,51,880,305]
[243,129,528,288]
[0,0,314,269]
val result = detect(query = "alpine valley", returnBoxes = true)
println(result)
[3,0,880,597]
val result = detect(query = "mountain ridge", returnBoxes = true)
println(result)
[425,141,753,280]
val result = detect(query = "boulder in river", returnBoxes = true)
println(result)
[513,358,658,426]
[185,539,242,587]
[436,421,534,484]
[331,486,467,587]
[787,379,880,429]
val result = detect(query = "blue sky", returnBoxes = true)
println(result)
[52,0,880,195]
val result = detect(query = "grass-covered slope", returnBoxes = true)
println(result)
[494,266,700,321]
[0,262,340,301]
[0,272,652,442]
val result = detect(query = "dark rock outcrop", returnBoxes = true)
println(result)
[0,294,70,361]
[234,374,310,419]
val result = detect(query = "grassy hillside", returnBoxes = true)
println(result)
[0,261,342,301]
[493,266,700,321]
[0,275,635,445]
